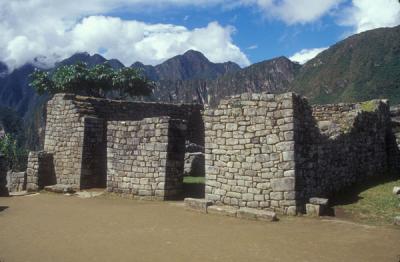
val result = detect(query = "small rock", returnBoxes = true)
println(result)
[393,186,400,195]
[394,216,400,226]
[309,197,329,206]
[306,204,323,217]
[44,184,75,194]
[184,198,213,213]
[75,191,105,198]
[286,206,298,216]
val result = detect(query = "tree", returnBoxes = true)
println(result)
[30,62,153,99]
[0,133,27,171]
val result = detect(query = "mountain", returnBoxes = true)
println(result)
[57,53,124,69]
[291,25,400,104]
[132,50,241,81]
[0,52,128,149]
[149,56,300,105]
[2,23,400,150]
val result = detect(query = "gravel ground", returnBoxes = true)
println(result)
[0,193,399,262]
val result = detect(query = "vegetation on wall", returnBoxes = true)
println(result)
[0,133,28,171]
[30,62,154,99]
[0,106,28,171]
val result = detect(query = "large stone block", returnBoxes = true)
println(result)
[237,207,277,222]
[207,205,238,217]
[271,177,295,192]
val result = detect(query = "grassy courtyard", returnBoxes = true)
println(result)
[334,176,400,225]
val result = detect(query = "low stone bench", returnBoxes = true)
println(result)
[237,207,277,222]
[184,198,213,213]
[44,184,75,194]
[306,197,329,216]
[207,205,238,217]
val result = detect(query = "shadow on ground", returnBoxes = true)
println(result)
[331,174,399,206]
[0,206,9,212]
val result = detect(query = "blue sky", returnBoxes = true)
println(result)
[0,0,399,69]
[114,3,348,64]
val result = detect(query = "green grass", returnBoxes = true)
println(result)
[334,177,400,225]
[183,176,205,184]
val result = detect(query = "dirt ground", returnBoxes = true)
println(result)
[0,193,399,262]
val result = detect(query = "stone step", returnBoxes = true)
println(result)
[237,207,277,222]
[207,205,238,217]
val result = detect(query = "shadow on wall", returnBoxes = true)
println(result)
[164,119,188,200]
[38,153,56,189]
[294,98,400,211]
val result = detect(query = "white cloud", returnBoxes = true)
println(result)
[240,0,343,24]
[0,1,250,69]
[289,47,328,64]
[339,0,400,33]
[247,45,258,50]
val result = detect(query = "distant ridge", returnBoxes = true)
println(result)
[291,25,400,104]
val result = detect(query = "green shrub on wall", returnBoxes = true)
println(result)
[0,133,28,171]
[29,62,154,99]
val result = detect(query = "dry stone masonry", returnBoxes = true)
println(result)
[7,172,26,192]
[30,94,202,200]
[204,92,398,214]
[204,93,298,214]
[25,92,399,216]
[26,151,56,191]
[107,117,187,199]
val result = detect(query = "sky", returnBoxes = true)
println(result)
[0,0,400,70]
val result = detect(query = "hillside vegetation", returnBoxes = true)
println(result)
[291,26,400,104]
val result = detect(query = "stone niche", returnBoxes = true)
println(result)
[204,92,395,215]
[107,117,187,199]
[26,151,56,191]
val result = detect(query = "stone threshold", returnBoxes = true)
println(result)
[184,198,277,222]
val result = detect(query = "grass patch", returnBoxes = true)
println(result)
[360,100,378,112]
[333,176,400,225]
[183,176,205,184]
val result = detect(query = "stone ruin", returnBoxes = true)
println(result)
[2,92,399,215]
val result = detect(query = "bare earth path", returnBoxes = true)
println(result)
[0,194,399,262]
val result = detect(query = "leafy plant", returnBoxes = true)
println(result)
[30,62,153,99]
[0,133,27,171]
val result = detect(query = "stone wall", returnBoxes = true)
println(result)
[7,172,26,192]
[43,94,203,189]
[0,154,8,196]
[204,93,297,214]
[107,117,186,199]
[294,98,393,207]
[26,151,55,191]
[204,92,394,214]
[44,96,85,188]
